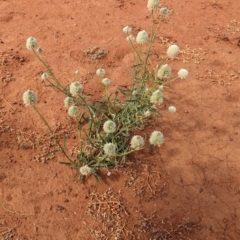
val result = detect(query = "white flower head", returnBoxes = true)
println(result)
[123,26,132,34]
[64,96,74,107]
[147,0,160,11]
[150,90,163,104]
[160,7,169,15]
[102,78,111,86]
[103,120,116,133]
[96,68,106,77]
[68,105,78,117]
[103,143,117,156]
[144,110,151,117]
[79,165,91,176]
[167,44,179,58]
[157,64,171,79]
[178,69,188,79]
[69,81,83,96]
[130,135,145,150]
[41,73,48,80]
[23,90,37,106]
[168,106,176,113]
[26,37,38,50]
[136,30,148,44]
[149,131,164,146]
[126,35,135,42]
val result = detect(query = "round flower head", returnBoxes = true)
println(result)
[123,26,132,34]
[168,106,176,113]
[96,68,106,77]
[68,105,78,117]
[130,135,145,150]
[160,7,169,15]
[23,90,37,106]
[41,73,49,80]
[126,35,135,42]
[136,30,148,44]
[69,81,83,96]
[178,69,188,79]
[102,78,111,86]
[103,143,117,156]
[26,37,38,50]
[103,120,116,133]
[167,44,179,59]
[150,90,163,105]
[157,64,171,79]
[79,165,91,176]
[149,131,164,146]
[144,110,151,117]
[64,96,74,107]
[147,0,160,11]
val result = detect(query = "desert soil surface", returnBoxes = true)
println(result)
[1,0,240,239]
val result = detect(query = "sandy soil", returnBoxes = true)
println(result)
[1,0,240,239]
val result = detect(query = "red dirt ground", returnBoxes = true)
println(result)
[1,0,240,239]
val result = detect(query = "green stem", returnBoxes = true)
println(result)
[32,49,65,91]
[32,105,74,163]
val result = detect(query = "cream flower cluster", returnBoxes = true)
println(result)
[150,90,163,104]
[96,68,106,77]
[68,105,78,117]
[149,131,164,146]
[103,120,116,133]
[130,135,145,150]
[104,143,117,156]
[167,44,179,58]
[26,37,38,50]
[147,0,160,11]
[178,69,188,79]
[136,30,148,44]
[168,106,176,113]
[23,90,37,106]
[123,26,132,34]
[64,97,74,108]
[157,64,171,79]
[79,165,91,176]
[102,78,111,86]
[70,81,83,96]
